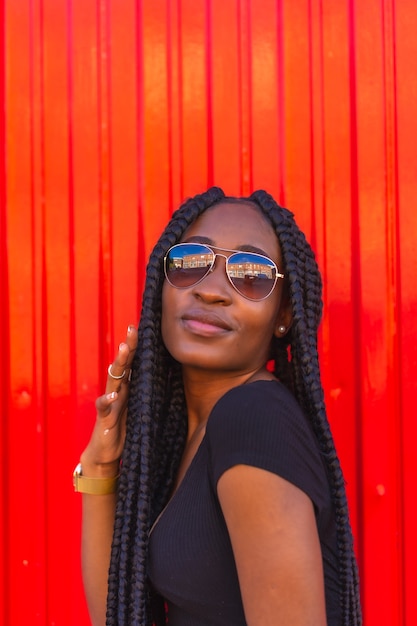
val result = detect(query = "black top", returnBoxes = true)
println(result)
[148,380,341,625]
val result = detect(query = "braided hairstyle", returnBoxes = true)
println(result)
[106,187,361,625]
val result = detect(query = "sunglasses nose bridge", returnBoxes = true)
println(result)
[207,254,234,294]
[207,251,228,274]
[204,252,235,293]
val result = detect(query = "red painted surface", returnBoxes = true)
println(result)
[1,1,416,624]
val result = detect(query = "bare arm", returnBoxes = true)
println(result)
[81,491,117,626]
[79,325,138,626]
[217,464,327,626]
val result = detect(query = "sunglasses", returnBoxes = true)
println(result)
[164,243,284,301]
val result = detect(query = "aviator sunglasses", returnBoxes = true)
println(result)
[164,242,284,301]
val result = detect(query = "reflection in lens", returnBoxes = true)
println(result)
[166,244,214,288]
[227,253,276,299]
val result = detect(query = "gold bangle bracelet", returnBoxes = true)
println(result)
[73,463,119,495]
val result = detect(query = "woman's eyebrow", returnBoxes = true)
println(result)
[236,244,271,256]
[182,236,271,258]
[182,235,214,245]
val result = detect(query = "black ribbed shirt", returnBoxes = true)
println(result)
[148,380,341,625]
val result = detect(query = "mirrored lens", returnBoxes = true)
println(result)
[165,244,214,288]
[227,252,277,300]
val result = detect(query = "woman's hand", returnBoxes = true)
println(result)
[80,325,137,626]
[80,324,138,477]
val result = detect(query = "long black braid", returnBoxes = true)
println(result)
[106,187,361,625]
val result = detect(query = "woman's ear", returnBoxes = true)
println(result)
[274,312,292,338]
[273,289,293,338]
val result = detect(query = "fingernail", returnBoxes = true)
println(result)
[107,391,117,400]
[119,342,125,351]
[127,325,134,334]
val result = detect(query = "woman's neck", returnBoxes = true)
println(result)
[182,365,275,434]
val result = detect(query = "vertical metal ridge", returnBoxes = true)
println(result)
[307,0,315,243]
[237,0,252,195]
[166,0,183,210]
[205,0,214,188]
[381,1,405,623]
[176,0,185,203]
[32,0,48,621]
[97,0,114,370]
[346,0,365,589]
[276,0,286,206]
[167,0,175,210]
[66,0,77,400]
[65,10,80,619]
[135,0,146,310]
[0,1,10,623]
[64,7,80,622]
[307,0,327,393]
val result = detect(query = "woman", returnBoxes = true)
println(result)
[75,187,361,625]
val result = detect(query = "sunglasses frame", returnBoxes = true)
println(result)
[164,242,285,301]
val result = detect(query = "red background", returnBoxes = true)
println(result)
[1,1,416,624]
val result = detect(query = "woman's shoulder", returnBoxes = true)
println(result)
[206,378,319,463]
[205,379,329,509]
[207,379,306,432]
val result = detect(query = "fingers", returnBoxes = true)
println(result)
[83,326,137,467]
[105,325,138,395]
[95,390,119,417]
[125,324,138,356]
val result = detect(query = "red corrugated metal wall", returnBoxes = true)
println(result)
[1,1,416,624]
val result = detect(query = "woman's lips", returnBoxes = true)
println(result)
[181,311,232,336]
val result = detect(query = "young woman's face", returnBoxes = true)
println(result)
[161,201,290,378]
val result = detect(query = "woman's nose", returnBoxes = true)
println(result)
[192,256,233,303]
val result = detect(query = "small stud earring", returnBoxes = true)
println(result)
[278,325,286,334]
